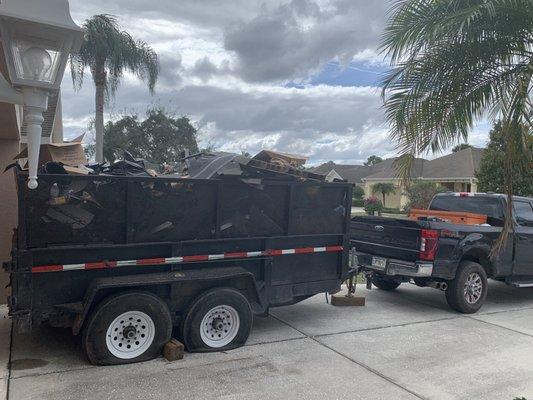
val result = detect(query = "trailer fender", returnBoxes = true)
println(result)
[71,266,266,335]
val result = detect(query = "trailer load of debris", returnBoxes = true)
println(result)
[13,148,348,248]
[13,144,327,183]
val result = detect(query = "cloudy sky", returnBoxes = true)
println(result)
[62,0,490,165]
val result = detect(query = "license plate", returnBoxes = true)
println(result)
[371,256,387,270]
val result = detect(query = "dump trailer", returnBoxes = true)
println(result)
[5,170,352,365]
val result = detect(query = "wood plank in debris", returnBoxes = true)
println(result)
[246,159,325,181]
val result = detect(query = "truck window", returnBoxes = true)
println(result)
[429,196,505,226]
[514,201,533,226]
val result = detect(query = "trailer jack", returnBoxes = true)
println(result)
[330,271,366,307]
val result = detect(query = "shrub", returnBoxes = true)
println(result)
[352,185,365,199]
[352,198,365,207]
[364,196,383,215]
[403,181,446,212]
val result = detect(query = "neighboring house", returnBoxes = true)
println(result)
[312,158,401,187]
[0,52,63,304]
[313,147,485,209]
[324,169,343,182]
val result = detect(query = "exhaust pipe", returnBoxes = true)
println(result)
[427,281,448,291]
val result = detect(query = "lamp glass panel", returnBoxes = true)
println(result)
[11,38,62,84]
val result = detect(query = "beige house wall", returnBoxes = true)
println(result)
[364,179,478,210]
[0,139,19,304]
[364,180,404,209]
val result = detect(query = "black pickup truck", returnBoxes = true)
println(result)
[350,192,533,313]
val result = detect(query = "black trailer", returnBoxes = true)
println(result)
[4,171,352,365]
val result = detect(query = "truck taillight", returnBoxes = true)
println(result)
[420,229,439,261]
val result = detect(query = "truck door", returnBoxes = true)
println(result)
[513,200,533,277]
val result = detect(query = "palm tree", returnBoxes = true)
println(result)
[70,15,160,163]
[381,0,533,252]
[371,183,397,208]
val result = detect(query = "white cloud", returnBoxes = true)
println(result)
[224,0,387,83]
[60,0,490,166]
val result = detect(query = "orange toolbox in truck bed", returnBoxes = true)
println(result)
[409,209,487,225]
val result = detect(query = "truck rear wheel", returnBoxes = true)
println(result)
[445,261,487,314]
[181,288,252,352]
[372,274,401,291]
[82,292,172,365]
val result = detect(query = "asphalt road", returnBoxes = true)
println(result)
[2,280,533,400]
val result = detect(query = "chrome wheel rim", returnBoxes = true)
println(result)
[105,311,155,359]
[200,305,240,348]
[464,272,483,304]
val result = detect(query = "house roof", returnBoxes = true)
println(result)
[311,162,370,184]
[312,147,485,184]
[420,147,484,179]
[311,158,405,184]
[361,157,425,180]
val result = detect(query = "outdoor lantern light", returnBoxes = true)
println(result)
[0,0,83,189]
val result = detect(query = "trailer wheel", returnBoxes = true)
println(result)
[445,261,487,314]
[372,274,401,291]
[82,292,172,365]
[181,288,252,352]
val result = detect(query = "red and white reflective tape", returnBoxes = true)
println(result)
[31,245,343,274]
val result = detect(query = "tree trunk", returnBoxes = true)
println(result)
[94,82,105,163]
[382,192,386,208]
[93,65,106,163]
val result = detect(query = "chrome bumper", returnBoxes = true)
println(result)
[352,250,433,278]
[384,260,433,277]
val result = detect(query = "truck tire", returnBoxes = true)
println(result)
[372,274,401,291]
[181,288,252,352]
[445,261,487,314]
[82,292,172,365]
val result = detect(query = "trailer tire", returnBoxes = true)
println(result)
[445,261,487,314]
[82,292,172,365]
[372,274,401,291]
[181,288,252,352]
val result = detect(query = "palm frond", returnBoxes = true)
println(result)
[381,0,533,255]
[70,14,160,97]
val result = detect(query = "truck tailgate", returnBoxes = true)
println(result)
[350,216,425,262]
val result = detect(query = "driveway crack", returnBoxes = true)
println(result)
[270,314,428,400]
[467,315,533,339]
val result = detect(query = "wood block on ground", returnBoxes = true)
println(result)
[331,294,365,307]
[163,338,184,361]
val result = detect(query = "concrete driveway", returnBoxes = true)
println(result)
[2,281,533,400]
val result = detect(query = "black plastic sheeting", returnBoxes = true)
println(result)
[184,152,249,179]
